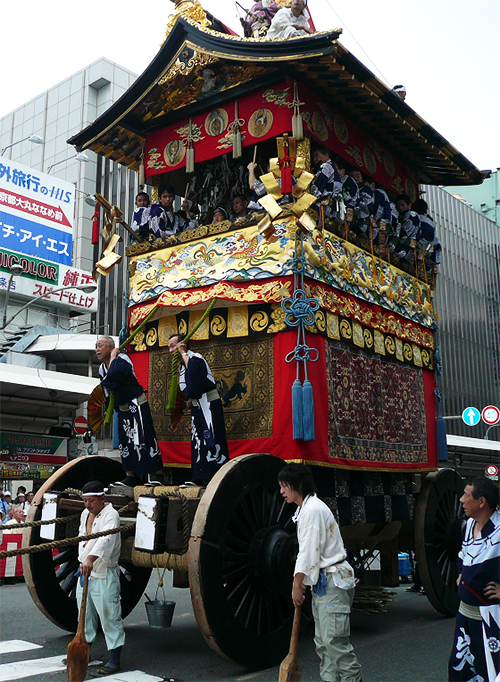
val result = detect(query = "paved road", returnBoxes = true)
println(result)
[0,573,454,681]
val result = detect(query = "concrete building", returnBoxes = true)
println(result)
[446,169,500,227]
[0,59,138,487]
[425,184,500,440]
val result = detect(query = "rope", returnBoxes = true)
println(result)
[104,304,159,424]
[166,298,217,410]
[0,498,135,542]
[155,490,190,555]
[0,522,135,560]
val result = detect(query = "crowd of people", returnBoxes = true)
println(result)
[132,145,441,276]
[0,487,34,526]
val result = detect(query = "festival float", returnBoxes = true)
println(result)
[20,0,483,669]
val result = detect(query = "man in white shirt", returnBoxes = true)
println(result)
[77,480,125,675]
[278,464,362,682]
[267,0,314,39]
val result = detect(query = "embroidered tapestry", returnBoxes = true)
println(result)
[149,336,274,442]
[327,341,428,465]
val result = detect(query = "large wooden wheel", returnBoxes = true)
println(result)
[414,468,465,616]
[189,453,297,670]
[23,456,151,632]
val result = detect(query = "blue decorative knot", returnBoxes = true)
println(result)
[281,289,320,327]
[285,344,319,364]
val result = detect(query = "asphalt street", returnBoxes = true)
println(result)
[0,572,455,682]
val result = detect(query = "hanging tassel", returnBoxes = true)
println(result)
[280,135,293,194]
[186,144,195,173]
[292,81,304,141]
[138,159,145,187]
[292,378,304,440]
[232,127,242,159]
[232,101,242,159]
[302,379,315,441]
[292,112,303,141]
[91,207,100,245]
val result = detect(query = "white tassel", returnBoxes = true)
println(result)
[186,145,195,173]
[292,112,303,141]
[233,128,242,159]
[138,160,145,186]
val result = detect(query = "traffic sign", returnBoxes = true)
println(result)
[486,464,499,479]
[481,405,500,426]
[462,407,480,426]
[74,416,88,435]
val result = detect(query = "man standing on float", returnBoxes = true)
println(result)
[168,334,229,485]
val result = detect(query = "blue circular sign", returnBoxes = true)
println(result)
[462,407,480,427]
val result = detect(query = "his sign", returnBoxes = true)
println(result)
[0,157,75,265]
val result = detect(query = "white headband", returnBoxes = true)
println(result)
[82,491,106,497]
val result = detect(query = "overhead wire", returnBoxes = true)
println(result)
[321,0,392,88]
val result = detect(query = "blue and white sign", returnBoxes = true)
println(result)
[0,157,74,265]
[462,407,481,427]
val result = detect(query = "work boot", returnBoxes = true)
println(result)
[97,646,122,675]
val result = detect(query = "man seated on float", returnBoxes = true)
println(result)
[311,147,343,222]
[363,177,393,245]
[243,0,279,38]
[349,169,374,236]
[333,158,359,212]
[131,191,150,240]
[392,193,422,262]
[412,198,441,272]
[266,0,314,39]
[144,184,197,240]
[247,160,295,208]
[231,193,251,221]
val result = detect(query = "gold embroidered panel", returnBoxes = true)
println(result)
[149,336,274,442]
[129,217,434,328]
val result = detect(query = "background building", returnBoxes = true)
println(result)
[446,169,500,227]
[426,184,500,440]
[0,59,138,490]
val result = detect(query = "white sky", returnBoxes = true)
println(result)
[2,0,498,172]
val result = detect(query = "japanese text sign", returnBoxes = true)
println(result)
[0,157,75,265]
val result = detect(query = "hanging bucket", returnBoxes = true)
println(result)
[145,599,175,628]
[145,588,175,628]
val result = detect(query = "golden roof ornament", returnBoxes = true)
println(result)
[164,0,211,38]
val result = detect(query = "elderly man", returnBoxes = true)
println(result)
[449,477,500,682]
[168,334,229,485]
[77,480,124,675]
[95,336,164,487]
[267,0,313,39]
[3,505,26,527]
[278,463,362,682]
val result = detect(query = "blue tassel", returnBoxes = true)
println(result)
[302,379,315,441]
[292,379,304,440]
[436,416,448,462]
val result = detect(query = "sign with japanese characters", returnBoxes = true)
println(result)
[0,432,67,467]
[0,157,75,265]
[0,247,97,313]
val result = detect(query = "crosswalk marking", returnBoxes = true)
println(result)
[0,641,164,681]
[0,654,66,680]
[96,672,164,681]
[0,640,42,655]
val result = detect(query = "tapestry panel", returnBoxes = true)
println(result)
[149,336,274,442]
[327,341,427,465]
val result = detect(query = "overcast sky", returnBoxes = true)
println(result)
[2,0,498,172]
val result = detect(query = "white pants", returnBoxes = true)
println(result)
[76,568,125,651]
[311,574,362,682]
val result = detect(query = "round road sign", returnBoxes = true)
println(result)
[481,405,500,426]
[462,407,480,427]
[486,464,499,478]
[74,416,89,435]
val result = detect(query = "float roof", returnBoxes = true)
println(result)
[68,12,483,187]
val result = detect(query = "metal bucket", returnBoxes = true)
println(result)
[145,599,176,628]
